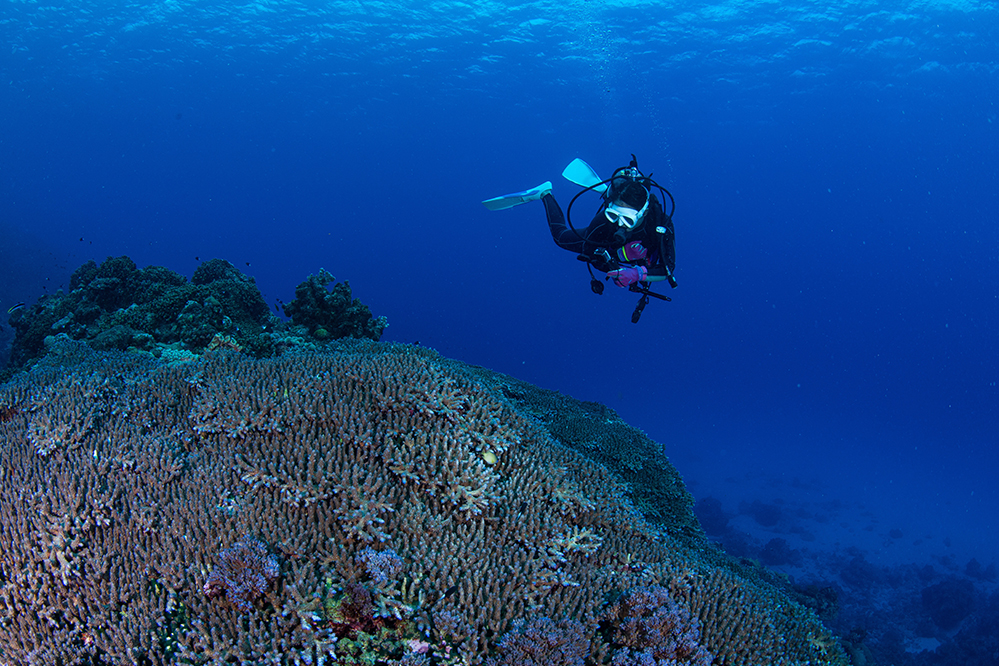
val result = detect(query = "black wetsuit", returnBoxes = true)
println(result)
[541,192,676,281]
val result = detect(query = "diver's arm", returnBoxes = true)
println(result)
[543,194,619,261]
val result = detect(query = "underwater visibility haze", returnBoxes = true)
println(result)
[1,0,998,663]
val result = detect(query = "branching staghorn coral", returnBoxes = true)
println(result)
[486,616,590,666]
[0,340,848,665]
[203,535,281,612]
[601,585,713,666]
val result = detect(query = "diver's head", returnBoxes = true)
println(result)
[604,181,650,230]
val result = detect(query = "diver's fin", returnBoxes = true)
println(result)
[562,158,608,193]
[481,181,552,211]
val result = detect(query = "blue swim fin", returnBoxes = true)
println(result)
[481,181,552,211]
[562,158,608,193]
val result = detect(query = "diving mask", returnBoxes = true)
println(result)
[605,198,649,229]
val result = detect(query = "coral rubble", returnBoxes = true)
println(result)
[0,340,847,665]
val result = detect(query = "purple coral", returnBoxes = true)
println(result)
[357,546,404,585]
[486,616,589,666]
[203,535,280,612]
[603,586,713,666]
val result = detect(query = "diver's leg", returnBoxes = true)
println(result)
[543,194,585,252]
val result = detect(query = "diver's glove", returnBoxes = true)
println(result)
[616,241,648,262]
[608,265,647,288]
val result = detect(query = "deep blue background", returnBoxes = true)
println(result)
[2,1,997,566]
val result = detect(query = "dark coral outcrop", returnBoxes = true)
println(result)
[4,256,386,373]
[283,268,387,342]
[693,496,730,537]
[0,340,847,665]
[760,537,802,567]
[922,578,976,631]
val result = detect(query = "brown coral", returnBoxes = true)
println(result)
[0,340,847,665]
[203,534,280,612]
[601,585,712,666]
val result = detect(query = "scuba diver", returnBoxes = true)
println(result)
[482,155,677,323]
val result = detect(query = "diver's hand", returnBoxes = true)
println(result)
[616,241,648,262]
[607,265,647,288]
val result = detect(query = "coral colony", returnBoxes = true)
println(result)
[0,258,848,665]
[3,257,386,374]
[203,535,281,613]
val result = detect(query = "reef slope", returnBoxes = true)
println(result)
[0,341,847,665]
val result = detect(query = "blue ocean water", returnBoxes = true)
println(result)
[1,0,997,644]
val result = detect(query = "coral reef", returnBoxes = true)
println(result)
[816,558,999,666]
[283,268,387,341]
[486,616,590,666]
[693,497,730,537]
[600,585,713,666]
[203,535,281,612]
[920,589,999,665]
[3,256,386,374]
[965,558,997,582]
[922,578,975,630]
[358,547,405,586]
[0,340,847,665]
[740,500,782,527]
[458,370,701,544]
[760,538,802,567]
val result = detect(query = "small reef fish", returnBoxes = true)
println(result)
[6,302,25,314]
